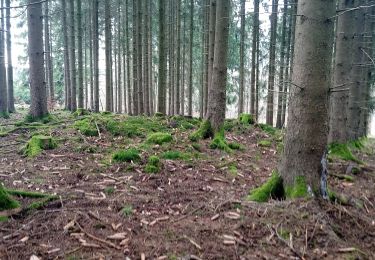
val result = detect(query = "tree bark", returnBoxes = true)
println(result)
[250,0,259,117]
[0,0,7,116]
[137,0,144,114]
[144,0,150,115]
[6,0,14,112]
[175,0,181,115]
[158,0,167,114]
[28,0,49,118]
[105,0,112,112]
[132,0,139,115]
[188,0,194,116]
[68,0,77,111]
[61,0,71,110]
[77,0,84,109]
[238,0,245,116]
[278,0,335,192]
[93,0,100,112]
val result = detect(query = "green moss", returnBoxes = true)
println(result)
[191,143,202,152]
[247,172,285,202]
[74,118,98,136]
[26,195,58,212]
[146,132,173,145]
[239,113,255,125]
[228,165,238,176]
[328,189,350,205]
[258,140,272,147]
[72,108,91,117]
[145,155,161,173]
[5,189,52,198]
[0,216,8,222]
[189,120,213,141]
[228,142,243,150]
[162,150,189,160]
[332,174,355,182]
[104,187,115,195]
[154,112,164,117]
[328,143,360,163]
[259,123,278,135]
[209,129,232,153]
[148,155,160,165]
[112,148,140,162]
[120,204,133,217]
[25,113,54,124]
[0,186,20,211]
[24,135,57,157]
[145,165,159,173]
[285,176,308,199]
[0,131,8,137]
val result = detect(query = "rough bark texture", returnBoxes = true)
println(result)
[61,0,71,110]
[278,0,335,191]
[69,0,77,111]
[329,0,355,143]
[0,0,7,116]
[266,0,278,126]
[6,0,14,112]
[238,0,245,116]
[144,0,150,115]
[77,0,84,109]
[206,0,230,132]
[137,0,144,114]
[93,0,99,112]
[158,0,167,114]
[188,0,194,116]
[132,0,139,115]
[28,0,49,118]
[175,0,181,115]
[105,0,112,112]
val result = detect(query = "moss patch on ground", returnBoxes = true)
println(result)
[113,148,141,163]
[259,123,278,135]
[189,120,213,141]
[74,118,98,136]
[247,172,285,202]
[0,186,20,211]
[23,135,57,157]
[145,155,161,173]
[258,140,272,147]
[146,132,173,145]
[239,113,255,125]
[209,129,232,153]
[161,150,190,160]
[328,142,361,163]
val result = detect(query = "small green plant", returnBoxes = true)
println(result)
[104,187,115,195]
[146,132,173,145]
[120,204,133,217]
[25,113,54,124]
[145,155,161,173]
[0,216,8,222]
[0,186,20,211]
[112,148,140,162]
[74,118,98,136]
[247,172,284,202]
[72,108,91,117]
[162,150,188,160]
[258,140,272,147]
[145,165,159,173]
[228,164,238,176]
[23,135,57,157]
[239,113,255,125]
[191,143,202,152]
[259,123,278,135]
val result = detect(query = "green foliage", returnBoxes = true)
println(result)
[328,142,360,162]
[0,186,20,211]
[120,205,133,217]
[228,164,238,176]
[170,115,200,130]
[189,120,213,141]
[258,140,272,147]
[26,195,58,212]
[247,172,285,202]
[285,176,309,199]
[239,113,255,125]
[145,155,161,173]
[24,135,57,157]
[259,123,278,135]
[74,118,98,136]
[146,132,173,145]
[112,148,140,163]
[154,112,164,117]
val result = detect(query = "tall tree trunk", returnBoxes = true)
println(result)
[238,0,245,116]
[188,0,194,116]
[126,0,132,115]
[255,13,260,119]
[69,0,77,111]
[250,0,259,116]
[206,0,230,132]
[266,0,278,126]
[132,0,139,115]
[207,0,216,117]
[93,0,100,112]
[202,0,210,118]
[144,0,150,115]
[105,0,112,112]
[0,0,7,116]
[137,0,144,114]
[6,0,14,112]
[181,12,186,116]
[148,0,154,115]
[117,2,123,114]
[276,0,288,128]
[279,0,335,193]
[89,0,94,109]
[77,0,84,109]
[328,0,356,143]
[28,0,49,118]
[175,0,181,115]
[61,0,71,110]
[158,0,167,114]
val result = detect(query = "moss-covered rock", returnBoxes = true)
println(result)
[0,186,20,211]
[25,113,54,124]
[247,172,284,202]
[113,148,140,162]
[24,135,57,157]
[74,118,98,136]
[239,113,255,125]
[147,132,173,145]
[189,120,213,141]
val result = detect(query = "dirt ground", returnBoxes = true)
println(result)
[0,110,374,260]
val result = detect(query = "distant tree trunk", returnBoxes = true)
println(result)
[188,0,194,116]
[28,0,49,118]
[144,0,150,115]
[276,0,288,128]
[279,0,335,193]
[238,0,245,116]
[0,0,7,116]
[93,0,100,112]
[348,0,366,140]
[266,0,278,126]
[168,0,175,115]
[202,0,210,118]
[206,0,230,132]
[329,0,355,143]
[250,0,259,116]
[158,0,167,114]
[69,0,77,111]
[125,0,132,115]
[117,3,123,114]
[77,0,84,109]
[255,14,260,119]
[89,0,94,109]
[105,0,112,112]
[61,0,71,110]
[148,0,154,115]
[132,0,139,115]
[137,0,144,114]
[181,13,186,116]
[6,0,14,112]
[207,0,216,116]
[175,0,181,115]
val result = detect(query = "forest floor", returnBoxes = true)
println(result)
[0,110,374,260]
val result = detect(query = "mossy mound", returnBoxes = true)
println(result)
[328,142,360,163]
[258,140,272,147]
[209,129,232,153]
[113,148,140,163]
[24,135,57,157]
[145,155,161,174]
[285,176,308,199]
[0,186,20,211]
[247,172,285,202]
[146,132,173,145]
[25,113,54,124]
[161,150,190,160]
[169,115,201,130]
[259,123,278,135]
[189,120,213,141]
[74,118,98,136]
[239,113,255,125]
[73,108,91,117]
